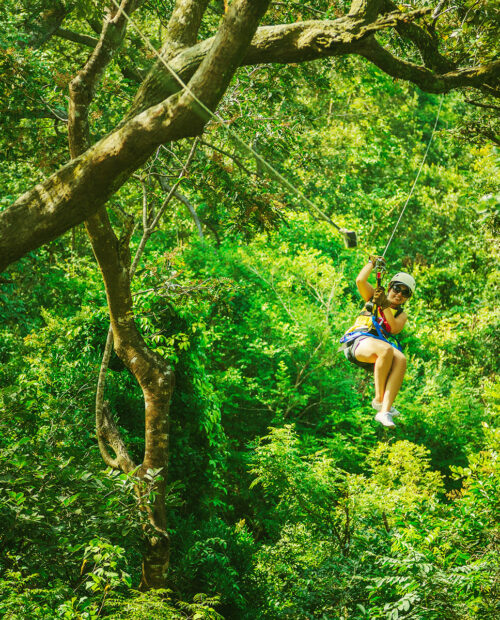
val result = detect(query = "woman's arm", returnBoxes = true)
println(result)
[355,260,376,302]
[381,309,407,334]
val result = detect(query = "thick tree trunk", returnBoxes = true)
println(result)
[84,209,175,589]
[64,1,177,589]
[141,527,171,591]
[64,0,272,589]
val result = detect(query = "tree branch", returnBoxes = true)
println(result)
[157,177,204,240]
[95,327,119,470]
[273,2,328,18]
[127,7,435,117]
[55,25,146,83]
[2,2,499,272]
[432,0,449,26]
[69,1,144,157]
[96,333,137,472]
[356,36,500,96]
[55,27,99,48]
[24,0,69,48]
[163,0,211,53]
[348,0,386,22]
[381,0,454,73]
[92,139,198,479]
[1,0,272,272]
[128,0,211,116]
[465,98,500,111]
[130,138,200,276]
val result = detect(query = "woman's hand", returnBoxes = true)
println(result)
[373,286,391,309]
[369,255,386,269]
[356,257,386,302]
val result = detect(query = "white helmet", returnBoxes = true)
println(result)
[389,272,416,295]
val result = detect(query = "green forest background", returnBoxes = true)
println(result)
[0,1,499,619]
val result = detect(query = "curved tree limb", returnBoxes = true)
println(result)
[69,0,144,155]
[74,0,271,589]
[67,0,146,477]
[130,4,499,119]
[25,0,70,48]
[381,0,454,73]
[356,36,500,95]
[95,327,121,470]
[94,136,199,472]
[55,27,99,48]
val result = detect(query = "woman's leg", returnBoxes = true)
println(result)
[381,349,406,412]
[353,338,394,404]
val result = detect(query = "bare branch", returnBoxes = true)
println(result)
[99,401,137,472]
[95,327,136,472]
[69,1,144,157]
[158,179,204,240]
[130,137,200,276]
[55,24,145,83]
[55,27,99,48]
[95,328,118,469]
[5,106,68,123]
[200,139,254,176]
[432,0,449,26]
[464,99,500,111]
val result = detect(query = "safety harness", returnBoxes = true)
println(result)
[339,312,403,352]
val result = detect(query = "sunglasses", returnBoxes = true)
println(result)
[391,284,411,297]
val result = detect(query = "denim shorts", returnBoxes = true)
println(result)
[343,335,375,372]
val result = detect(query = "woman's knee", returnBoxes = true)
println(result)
[393,350,407,369]
[378,344,394,361]
[355,339,391,363]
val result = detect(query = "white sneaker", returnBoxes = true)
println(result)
[372,399,400,416]
[374,411,396,427]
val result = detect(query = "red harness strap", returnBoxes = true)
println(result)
[377,306,393,333]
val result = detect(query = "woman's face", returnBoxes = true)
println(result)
[387,284,411,307]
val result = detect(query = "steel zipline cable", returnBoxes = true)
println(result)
[381,96,444,258]
[110,0,359,246]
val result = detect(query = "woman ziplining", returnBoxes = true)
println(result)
[337,98,443,427]
[340,257,415,427]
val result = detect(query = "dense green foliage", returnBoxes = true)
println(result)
[1,2,499,618]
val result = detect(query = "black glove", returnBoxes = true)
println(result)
[373,286,390,309]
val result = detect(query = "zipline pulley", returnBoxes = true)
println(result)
[365,257,386,314]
